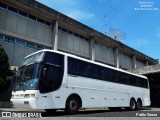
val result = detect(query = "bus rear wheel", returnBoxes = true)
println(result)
[129,99,136,111]
[65,96,80,114]
[136,99,142,110]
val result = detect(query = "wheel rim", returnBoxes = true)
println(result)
[131,100,136,110]
[69,100,77,110]
[137,101,141,109]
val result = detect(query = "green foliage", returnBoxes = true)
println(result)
[0,77,6,85]
[0,44,9,78]
[0,77,6,90]
[0,44,12,90]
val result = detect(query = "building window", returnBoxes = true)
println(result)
[0,2,7,9]
[74,33,79,37]
[80,35,84,39]
[16,39,26,46]
[18,10,27,17]
[8,6,18,13]
[26,42,36,49]
[45,21,51,26]
[58,26,62,30]
[28,14,36,21]
[68,30,73,35]
[62,28,67,32]
[37,18,44,24]
[36,45,44,50]
[4,36,15,44]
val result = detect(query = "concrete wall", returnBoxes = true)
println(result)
[136,59,145,69]
[0,8,52,44]
[0,6,148,70]
[95,43,115,65]
[119,52,132,69]
[0,41,36,66]
[58,30,90,58]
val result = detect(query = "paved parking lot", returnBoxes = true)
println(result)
[1,107,160,118]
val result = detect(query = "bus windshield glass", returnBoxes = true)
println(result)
[14,64,41,91]
[22,52,45,65]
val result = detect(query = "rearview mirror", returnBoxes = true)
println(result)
[42,68,47,78]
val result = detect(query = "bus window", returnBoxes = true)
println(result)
[44,52,64,66]
[39,52,64,93]
[88,63,97,78]
[111,71,118,82]
[79,60,88,76]
[97,66,105,80]
[119,73,129,84]
[139,78,148,88]
[104,68,112,81]
[68,57,79,74]
[129,76,137,86]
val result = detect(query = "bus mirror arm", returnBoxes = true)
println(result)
[42,68,47,78]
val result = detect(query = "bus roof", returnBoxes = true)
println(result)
[25,49,147,79]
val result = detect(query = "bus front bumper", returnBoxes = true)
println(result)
[11,98,37,109]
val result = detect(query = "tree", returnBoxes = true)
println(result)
[0,44,10,91]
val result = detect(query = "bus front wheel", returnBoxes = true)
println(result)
[65,96,80,114]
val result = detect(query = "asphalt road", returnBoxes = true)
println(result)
[1,107,160,119]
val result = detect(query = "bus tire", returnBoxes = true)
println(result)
[136,99,142,110]
[65,96,80,114]
[129,98,136,111]
[45,109,57,113]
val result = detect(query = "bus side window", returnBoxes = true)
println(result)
[88,63,97,78]
[111,71,118,82]
[68,57,78,74]
[79,60,88,76]
[97,66,104,80]
[129,76,137,86]
[44,52,64,66]
[139,78,148,88]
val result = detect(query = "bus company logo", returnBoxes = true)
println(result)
[2,112,12,117]
[1,112,42,118]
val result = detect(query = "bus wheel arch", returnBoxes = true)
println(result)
[65,94,82,114]
[136,98,142,110]
[129,98,136,111]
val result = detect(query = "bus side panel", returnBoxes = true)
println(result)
[105,82,130,107]
[67,76,105,108]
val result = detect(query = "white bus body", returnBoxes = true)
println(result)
[11,49,150,114]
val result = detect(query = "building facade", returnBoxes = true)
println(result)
[0,0,158,70]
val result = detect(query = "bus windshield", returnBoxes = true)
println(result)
[14,64,41,91]
[14,51,64,92]
[22,52,44,65]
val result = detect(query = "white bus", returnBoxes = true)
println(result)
[11,49,150,114]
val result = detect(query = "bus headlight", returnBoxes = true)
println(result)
[24,94,35,98]
[24,94,30,98]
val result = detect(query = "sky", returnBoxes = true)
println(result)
[37,0,160,62]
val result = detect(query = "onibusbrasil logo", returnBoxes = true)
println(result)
[1,112,42,118]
